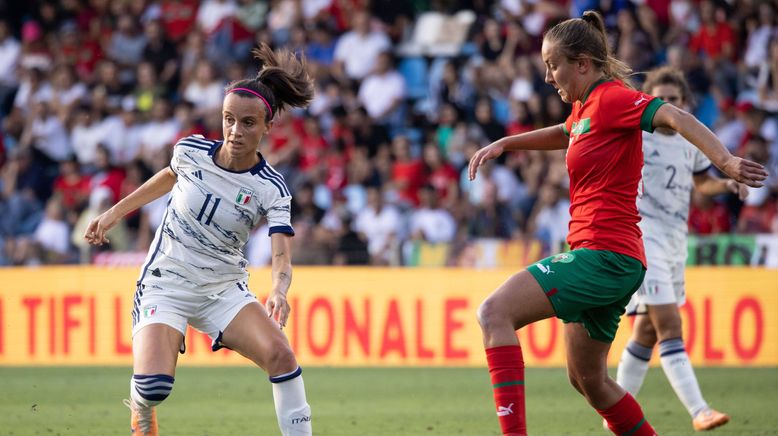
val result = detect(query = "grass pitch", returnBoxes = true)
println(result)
[0,367,776,435]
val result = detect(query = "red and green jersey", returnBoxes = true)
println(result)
[562,80,665,266]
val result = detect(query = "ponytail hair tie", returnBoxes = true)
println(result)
[228,87,274,119]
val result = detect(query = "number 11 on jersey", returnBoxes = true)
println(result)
[196,193,221,226]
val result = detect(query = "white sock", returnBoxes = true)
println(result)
[659,338,708,417]
[269,367,312,436]
[616,340,653,396]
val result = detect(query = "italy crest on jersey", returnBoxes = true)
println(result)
[236,187,253,205]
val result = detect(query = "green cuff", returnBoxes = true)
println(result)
[640,98,665,133]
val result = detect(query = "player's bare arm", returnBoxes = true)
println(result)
[652,104,768,187]
[267,232,293,327]
[84,167,177,245]
[693,172,749,200]
[468,124,568,180]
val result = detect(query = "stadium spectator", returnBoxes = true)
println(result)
[332,11,391,81]
[472,97,506,144]
[83,44,313,436]
[49,64,87,116]
[13,67,52,115]
[466,171,515,239]
[138,99,179,166]
[612,8,654,72]
[107,14,147,80]
[52,156,91,223]
[409,184,457,244]
[21,100,72,162]
[0,148,46,263]
[470,11,765,436]
[333,213,370,265]
[390,134,425,207]
[743,2,776,71]
[354,185,403,265]
[142,19,180,91]
[357,51,407,129]
[33,196,73,263]
[158,0,199,43]
[183,60,225,118]
[528,183,570,252]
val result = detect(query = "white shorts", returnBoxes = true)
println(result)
[131,279,259,351]
[626,255,686,315]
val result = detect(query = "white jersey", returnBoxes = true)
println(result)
[638,130,710,259]
[138,135,293,294]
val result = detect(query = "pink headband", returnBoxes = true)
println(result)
[228,87,273,119]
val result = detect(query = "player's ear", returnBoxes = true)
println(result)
[265,120,274,131]
[576,57,590,74]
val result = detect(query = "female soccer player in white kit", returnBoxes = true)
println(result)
[615,66,745,431]
[84,44,314,436]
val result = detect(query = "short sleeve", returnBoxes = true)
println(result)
[266,194,294,236]
[599,86,665,133]
[169,140,183,175]
[563,115,572,137]
[170,135,213,175]
[692,148,712,175]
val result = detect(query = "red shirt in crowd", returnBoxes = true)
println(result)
[392,159,426,206]
[738,201,777,233]
[688,202,731,234]
[690,22,735,61]
[563,80,665,266]
[427,163,459,203]
[160,0,199,42]
[53,174,91,210]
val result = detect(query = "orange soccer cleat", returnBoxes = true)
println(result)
[124,399,158,435]
[692,409,730,431]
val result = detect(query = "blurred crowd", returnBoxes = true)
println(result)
[0,0,777,267]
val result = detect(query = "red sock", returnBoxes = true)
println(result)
[486,345,526,435]
[597,393,656,436]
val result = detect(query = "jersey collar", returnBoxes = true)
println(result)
[211,141,267,174]
[580,77,611,105]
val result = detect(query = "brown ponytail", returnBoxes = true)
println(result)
[545,10,634,88]
[225,43,315,121]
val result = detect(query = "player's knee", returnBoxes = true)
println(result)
[131,374,175,408]
[477,297,504,332]
[265,342,298,375]
[634,321,658,346]
[654,318,683,342]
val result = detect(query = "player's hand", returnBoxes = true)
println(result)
[725,179,749,201]
[265,291,290,328]
[468,141,505,181]
[720,156,768,188]
[83,209,120,245]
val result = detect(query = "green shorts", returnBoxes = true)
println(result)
[527,248,646,342]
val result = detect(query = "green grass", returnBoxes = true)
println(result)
[0,367,776,435]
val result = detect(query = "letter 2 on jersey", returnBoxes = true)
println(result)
[137,135,293,294]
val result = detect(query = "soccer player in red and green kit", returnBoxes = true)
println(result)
[468,11,768,436]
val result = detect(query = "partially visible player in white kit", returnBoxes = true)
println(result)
[84,44,314,436]
[615,66,746,432]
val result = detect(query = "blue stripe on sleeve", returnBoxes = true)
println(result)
[269,225,295,236]
[261,167,290,197]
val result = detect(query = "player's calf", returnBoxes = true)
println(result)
[270,366,312,436]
